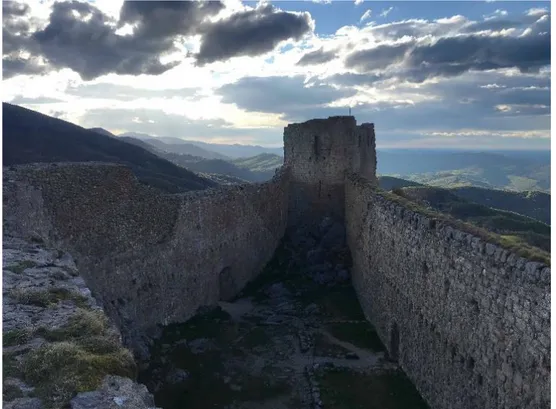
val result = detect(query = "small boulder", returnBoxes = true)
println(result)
[71,376,158,409]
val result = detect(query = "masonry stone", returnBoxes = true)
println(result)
[2,116,550,409]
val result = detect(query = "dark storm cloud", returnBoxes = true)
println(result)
[3,57,49,79]
[4,1,313,79]
[345,42,413,71]
[297,48,337,66]
[3,1,29,17]
[343,28,550,83]
[118,1,224,39]
[353,98,550,134]
[217,75,355,114]
[429,73,551,112]
[30,1,184,80]
[351,71,551,135]
[195,4,312,65]
[2,1,45,78]
[403,32,550,82]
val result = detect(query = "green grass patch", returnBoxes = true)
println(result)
[3,328,33,347]
[326,322,386,352]
[3,352,21,379]
[5,260,38,274]
[22,341,136,408]
[9,287,89,308]
[317,368,429,409]
[18,308,137,407]
[35,308,122,354]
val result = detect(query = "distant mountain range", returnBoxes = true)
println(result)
[120,132,283,159]
[88,127,117,138]
[119,132,229,160]
[119,135,280,183]
[3,103,216,193]
[379,176,550,225]
[377,150,550,192]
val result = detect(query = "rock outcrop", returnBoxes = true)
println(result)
[2,236,159,409]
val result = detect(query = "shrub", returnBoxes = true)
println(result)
[22,341,136,408]
[5,260,38,274]
[3,328,32,347]
[9,287,89,308]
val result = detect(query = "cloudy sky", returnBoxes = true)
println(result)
[2,0,551,149]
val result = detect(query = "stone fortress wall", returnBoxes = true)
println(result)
[345,174,550,409]
[3,162,289,356]
[2,116,550,409]
[283,116,377,227]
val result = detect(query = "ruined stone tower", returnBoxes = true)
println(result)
[283,116,377,227]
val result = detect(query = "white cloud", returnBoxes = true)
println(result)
[354,0,364,5]
[379,7,394,18]
[426,129,550,139]
[480,84,506,89]
[360,9,372,23]
[526,7,549,17]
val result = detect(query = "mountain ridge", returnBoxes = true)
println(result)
[3,103,216,193]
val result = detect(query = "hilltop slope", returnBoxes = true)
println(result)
[232,153,283,174]
[451,187,551,225]
[120,136,277,183]
[3,103,217,193]
[378,176,550,225]
[377,150,550,192]
[120,132,229,160]
[392,185,550,253]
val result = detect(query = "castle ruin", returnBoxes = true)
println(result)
[3,116,550,409]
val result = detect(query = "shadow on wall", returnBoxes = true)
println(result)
[3,162,290,359]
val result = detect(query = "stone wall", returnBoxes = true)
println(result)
[345,173,550,409]
[284,116,377,228]
[3,162,289,357]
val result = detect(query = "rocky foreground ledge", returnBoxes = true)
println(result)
[2,235,159,409]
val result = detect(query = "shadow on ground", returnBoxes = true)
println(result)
[139,222,430,409]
